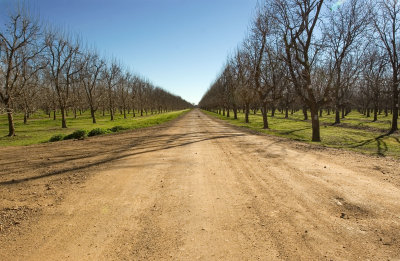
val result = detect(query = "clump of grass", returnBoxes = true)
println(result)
[88,128,108,137]
[63,129,87,140]
[109,125,128,132]
[49,134,65,142]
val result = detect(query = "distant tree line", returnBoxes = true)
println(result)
[199,0,399,141]
[0,7,192,136]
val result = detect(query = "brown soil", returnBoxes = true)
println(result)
[1,109,399,260]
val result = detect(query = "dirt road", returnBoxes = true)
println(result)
[1,109,399,260]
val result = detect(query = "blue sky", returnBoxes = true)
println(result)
[1,0,258,104]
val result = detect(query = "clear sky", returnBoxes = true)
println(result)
[0,0,258,104]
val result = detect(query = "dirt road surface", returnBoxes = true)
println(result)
[1,109,399,260]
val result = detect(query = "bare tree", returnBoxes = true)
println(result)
[245,2,275,128]
[80,51,105,123]
[274,0,328,141]
[103,60,121,121]
[362,46,388,121]
[324,0,371,124]
[0,7,42,136]
[45,30,81,128]
[118,71,130,119]
[374,0,400,133]
[235,49,255,123]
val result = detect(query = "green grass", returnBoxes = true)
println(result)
[0,109,189,146]
[204,109,400,158]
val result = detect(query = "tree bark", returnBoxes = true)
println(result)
[310,106,321,142]
[110,108,114,121]
[24,111,28,125]
[61,106,67,128]
[303,107,308,120]
[261,103,269,129]
[91,107,96,124]
[6,102,15,136]
[335,107,340,124]
[245,102,250,123]
[390,78,399,133]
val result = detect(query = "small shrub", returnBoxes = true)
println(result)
[88,128,107,137]
[49,134,65,142]
[63,129,87,140]
[109,126,128,132]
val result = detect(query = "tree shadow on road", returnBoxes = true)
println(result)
[0,128,244,186]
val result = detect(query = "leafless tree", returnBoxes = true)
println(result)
[79,50,105,123]
[45,30,81,128]
[0,7,42,136]
[273,0,328,141]
[245,2,276,128]
[324,0,371,124]
[373,0,400,133]
[102,60,121,121]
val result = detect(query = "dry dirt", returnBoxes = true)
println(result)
[0,109,399,260]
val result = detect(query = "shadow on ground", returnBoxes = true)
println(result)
[0,114,244,186]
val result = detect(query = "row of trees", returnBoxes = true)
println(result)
[199,0,399,141]
[0,7,192,136]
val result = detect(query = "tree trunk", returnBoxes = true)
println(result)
[285,107,289,119]
[390,79,399,133]
[335,107,340,124]
[373,105,378,122]
[6,102,15,136]
[303,107,308,120]
[261,103,269,129]
[24,110,28,125]
[233,107,238,120]
[245,102,250,123]
[310,106,321,142]
[91,107,97,124]
[53,109,56,120]
[227,108,230,118]
[110,108,114,121]
[61,106,67,128]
